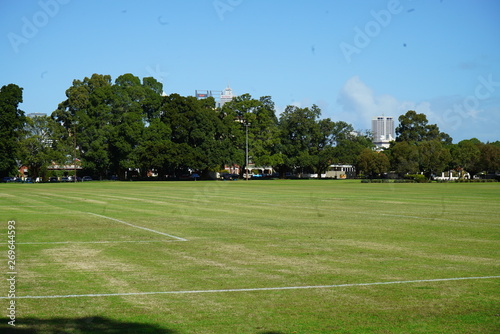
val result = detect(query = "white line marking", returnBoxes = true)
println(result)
[0,240,181,245]
[88,213,187,241]
[6,276,499,299]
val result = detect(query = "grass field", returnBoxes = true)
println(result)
[0,180,499,333]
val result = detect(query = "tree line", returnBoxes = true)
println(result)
[1,73,499,180]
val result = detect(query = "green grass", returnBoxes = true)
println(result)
[0,180,499,333]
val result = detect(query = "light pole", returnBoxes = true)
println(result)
[245,122,250,181]
[73,122,77,183]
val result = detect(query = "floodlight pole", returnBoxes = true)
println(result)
[74,123,77,183]
[245,122,250,181]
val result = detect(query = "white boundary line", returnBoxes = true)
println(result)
[0,240,182,245]
[0,213,188,245]
[87,212,187,241]
[6,276,499,299]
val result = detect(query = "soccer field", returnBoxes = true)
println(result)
[1,180,499,333]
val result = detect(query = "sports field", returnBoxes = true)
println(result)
[1,180,499,333]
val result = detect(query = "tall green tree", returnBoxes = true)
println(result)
[141,77,164,121]
[0,84,25,177]
[310,118,342,177]
[418,140,452,178]
[477,143,500,173]
[221,94,287,176]
[278,105,322,175]
[450,139,481,175]
[357,149,390,178]
[162,94,236,176]
[132,118,173,178]
[109,74,149,178]
[52,74,114,179]
[53,73,163,179]
[332,130,373,166]
[277,105,351,177]
[396,110,451,144]
[388,141,420,175]
[248,96,283,169]
[20,115,67,180]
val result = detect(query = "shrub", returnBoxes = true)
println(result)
[404,174,429,183]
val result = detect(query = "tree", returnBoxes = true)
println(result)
[247,96,283,169]
[52,74,114,179]
[388,141,419,176]
[357,149,390,178]
[477,143,500,173]
[162,94,237,176]
[141,77,164,121]
[0,84,25,177]
[221,93,277,176]
[20,115,66,180]
[108,74,149,178]
[277,105,361,178]
[53,73,164,179]
[396,110,451,144]
[133,118,173,178]
[332,130,373,166]
[418,140,452,178]
[450,139,481,175]
[223,93,260,120]
[278,105,323,175]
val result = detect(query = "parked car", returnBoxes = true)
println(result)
[49,177,58,183]
[82,176,93,181]
[221,173,239,181]
[61,176,70,182]
[2,177,14,183]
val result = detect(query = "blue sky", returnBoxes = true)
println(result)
[1,0,499,142]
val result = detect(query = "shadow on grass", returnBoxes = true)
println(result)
[0,316,177,333]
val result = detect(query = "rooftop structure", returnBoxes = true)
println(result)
[195,85,235,108]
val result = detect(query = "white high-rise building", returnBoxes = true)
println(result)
[219,85,234,107]
[372,116,395,149]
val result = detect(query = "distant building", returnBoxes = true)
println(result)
[219,85,234,107]
[195,90,221,103]
[27,113,46,118]
[195,85,235,108]
[371,116,395,149]
[326,164,356,179]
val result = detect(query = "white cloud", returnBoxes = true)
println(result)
[274,75,498,142]
[335,76,499,142]
[336,76,406,129]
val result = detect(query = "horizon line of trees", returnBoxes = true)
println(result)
[1,73,499,180]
